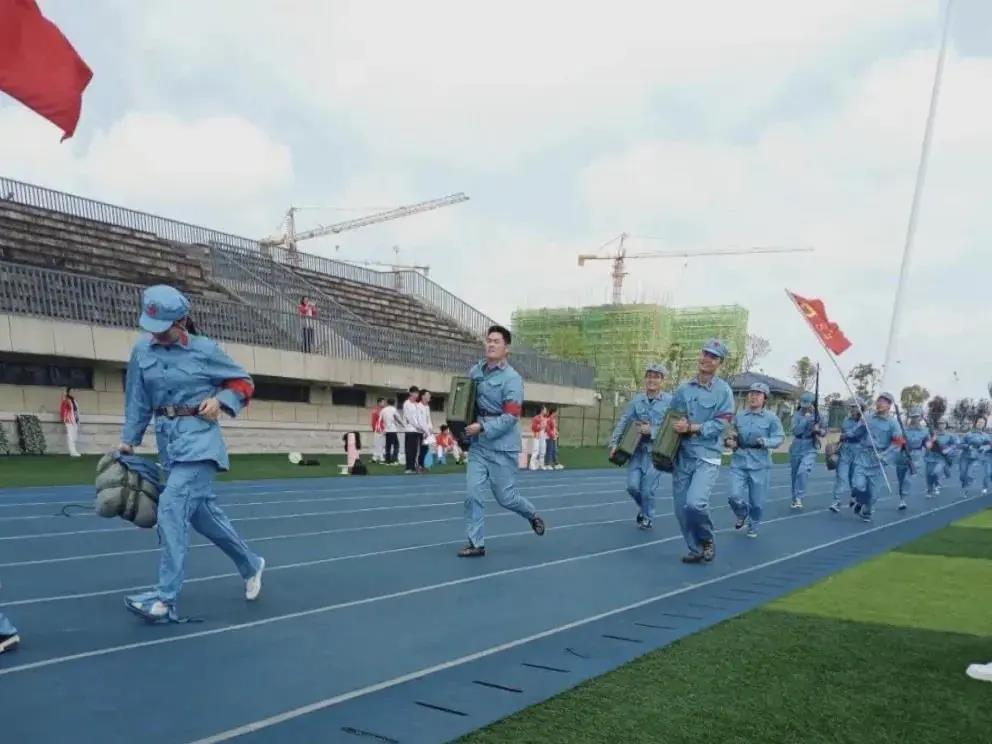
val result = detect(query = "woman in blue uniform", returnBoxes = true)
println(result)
[120,285,265,622]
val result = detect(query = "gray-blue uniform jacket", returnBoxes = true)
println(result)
[468,359,524,454]
[730,409,785,470]
[669,377,735,462]
[121,333,253,471]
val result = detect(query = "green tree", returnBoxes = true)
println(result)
[950,398,976,429]
[848,362,881,402]
[926,395,947,428]
[791,356,816,392]
[900,384,930,411]
[547,327,587,362]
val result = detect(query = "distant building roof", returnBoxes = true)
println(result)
[727,372,803,397]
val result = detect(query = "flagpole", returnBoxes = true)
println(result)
[881,0,955,390]
[786,290,894,494]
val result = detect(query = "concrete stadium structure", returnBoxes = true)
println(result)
[0,177,596,455]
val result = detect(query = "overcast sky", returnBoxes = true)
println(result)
[3,1,990,400]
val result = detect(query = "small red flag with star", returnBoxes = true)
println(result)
[0,0,93,141]
[787,290,852,355]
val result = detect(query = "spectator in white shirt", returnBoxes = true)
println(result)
[379,398,401,465]
[402,387,423,473]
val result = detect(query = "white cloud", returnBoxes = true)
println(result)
[0,107,292,234]
[576,48,992,399]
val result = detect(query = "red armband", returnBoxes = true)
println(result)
[503,401,522,417]
[223,379,255,405]
[715,412,733,422]
[892,436,906,447]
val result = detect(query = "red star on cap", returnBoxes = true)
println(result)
[146,303,158,317]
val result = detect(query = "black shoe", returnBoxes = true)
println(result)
[635,513,645,526]
[0,633,20,654]
[681,552,704,564]
[734,516,747,530]
[457,544,485,557]
[701,540,716,562]
[639,518,653,530]
[530,516,546,536]
[853,503,863,515]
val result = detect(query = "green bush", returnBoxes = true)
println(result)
[15,414,47,455]
[0,423,10,456]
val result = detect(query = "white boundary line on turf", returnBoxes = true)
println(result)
[0,491,818,606]
[183,493,985,744]
[0,484,947,677]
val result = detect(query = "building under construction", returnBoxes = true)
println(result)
[511,303,748,390]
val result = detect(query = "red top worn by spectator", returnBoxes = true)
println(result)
[530,414,546,436]
[371,407,385,434]
[60,394,78,424]
[436,431,455,449]
[546,413,558,440]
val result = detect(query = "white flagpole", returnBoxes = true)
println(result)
[881,0,955,390]
[786,290,894,494]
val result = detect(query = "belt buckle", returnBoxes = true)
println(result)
[164,405,177,418]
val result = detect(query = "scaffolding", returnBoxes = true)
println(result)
[511,302,748,391]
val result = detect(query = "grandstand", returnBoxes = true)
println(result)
[0,177,596,455]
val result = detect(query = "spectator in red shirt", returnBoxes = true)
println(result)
[298,296,317,353]
[435,424,463,465]
[529,405,548,470]
[545,407,563,470]
[60,387,81,457]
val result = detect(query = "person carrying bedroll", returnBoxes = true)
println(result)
[608,363,673,530]
[726,382,785,538]
[668,339,735,564]
[119,285,265,622]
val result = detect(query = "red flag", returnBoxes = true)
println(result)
[787,290,853,355]
[0,0,93,141]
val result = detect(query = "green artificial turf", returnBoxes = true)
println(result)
[461,512,992,744]
[0,447,613,488]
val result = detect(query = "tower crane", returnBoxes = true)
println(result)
[577,233,814,305]
[260,192,470,252]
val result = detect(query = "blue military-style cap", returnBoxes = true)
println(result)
[701,338,728,360]
[877,391,896,404]
[645,363,668,376]
[799,392,815,406]
[139,285,190,333]
[748,382,770,396]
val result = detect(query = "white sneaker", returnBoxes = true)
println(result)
[966,661,992,682]
[246,557,265,601]
[555,464,564,470]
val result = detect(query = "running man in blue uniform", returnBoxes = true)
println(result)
[120,285,265,622]
[830,398,865,513]
[789,392,826,509]
[459,325,545,557]
[851,392,904,523]
[925,418,957,497]
[669,339,735,563]
[895,406,929,509]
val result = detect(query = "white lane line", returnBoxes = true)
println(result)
[0,498,633,565]
[0,485,615,523]
[0,491,811,607]
[0,470,839,508]
[0,484,936,679]
[185,494,983,744]
[0,506,830,678]
[0,480,811,555]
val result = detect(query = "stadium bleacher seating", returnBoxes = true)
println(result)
[0,201,224,300]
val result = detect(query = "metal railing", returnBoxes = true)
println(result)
[0,262,595,387]
[0,176,593,385]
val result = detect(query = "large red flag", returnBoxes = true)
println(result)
[787,290,852,355]
[0,0,93,141]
